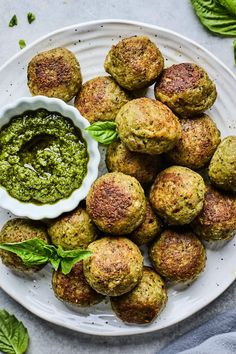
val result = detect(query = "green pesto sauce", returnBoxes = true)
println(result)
[0,109,88,204]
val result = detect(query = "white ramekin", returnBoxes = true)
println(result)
[0,96,100,219]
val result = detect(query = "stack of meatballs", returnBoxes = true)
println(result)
[1,35,236,326]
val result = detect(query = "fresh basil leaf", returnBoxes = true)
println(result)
[9,15,18,27]
[0,238,50,266]
[0,309,29,354]
[191,0,236,36]
[234,38,236,64]
[19,40,26,50]
[85,121,118,145]
[0,238,91,275]
[57,247,92,275]
[218,0,236,15]
[27,12,36,24]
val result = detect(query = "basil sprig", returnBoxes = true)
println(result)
[85,121,118,145]
[191,0,236,36]
[0,238,92,275]
[0,309,29,354]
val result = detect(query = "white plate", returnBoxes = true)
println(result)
[0,20,235,336]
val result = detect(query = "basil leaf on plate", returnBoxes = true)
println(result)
[85,121,118,145]
[57,247,92,275]
[0,309,29,354]
[191,0,236,36]
[0,238,51,266]
[0,238,92,275]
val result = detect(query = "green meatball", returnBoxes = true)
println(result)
[110,266,167,324]
[154,63,217,117]
[167,114,221,170]
[86,172,146,235]
[106,139,162,185]
[128,199,162,246]
[52,261,104,307]
[115,98,182,155]
[0,218,48,274]
[104,36,164,90]
[74,76,131,123]
[209,136,236,193]
[27,47,82,101]
[150,166,206,225]
[191,185,236,241]
[47,207,98,250]
[83,237,143,296]
[149,229,206,282]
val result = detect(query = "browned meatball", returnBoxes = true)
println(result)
[191,185,236,241]
[150,166,206,225]
[116,98,182,155]
[154,63,217,117]
[104,36,164,90]
[110,266,167,324]
[129,199,162,246]
[74,76,131,123]
[83,237,143,296]
[149,229,206,282]
[167,114,221,170]
[52,261,104,307]
[106,140,162,185]
[0,218,48,274]
[48,207,98,250]
[86,172,146,234]
[27,47,82,101]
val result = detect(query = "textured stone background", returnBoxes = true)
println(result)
[0,1,235,353]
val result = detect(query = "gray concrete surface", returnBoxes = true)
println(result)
[0,1,235,353]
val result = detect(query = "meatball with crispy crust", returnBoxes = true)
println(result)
[0,218,48,274]
[106,140,162,185]
[27,47,82,101]
[191,185,236,241]
[150,166,206,225]
[104,36,164,91]
[83,237,143,296]
[154,63,217,117]
[209,136,236,193]
[129,199,162,246]
[149,229,206,282]
[86,172,146,235]
[74,76,131,123]
[116,98,182,155]
[110,266,167,324]
[48,207,98,250]
[52,261,104,307]
[167,114,221,170]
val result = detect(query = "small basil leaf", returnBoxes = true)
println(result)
[49,257,61,271]
[85,121,118,145]
[60,252,91,275]
[0,309,29,354]
[191,0,236,36]
[27,12,36,24]
[19,40,26,49]
[0,239,50,266]
[9,15,18,27]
